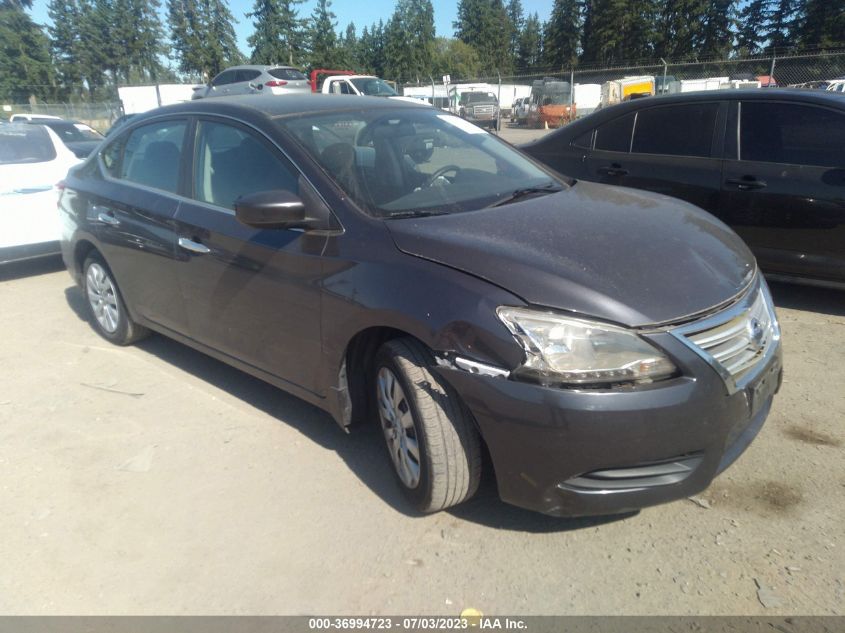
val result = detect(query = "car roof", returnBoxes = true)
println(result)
[224,65,300,72]
[125,93,428,126]
[570,88,845,127]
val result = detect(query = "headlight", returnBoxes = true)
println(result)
[497,307,677,386]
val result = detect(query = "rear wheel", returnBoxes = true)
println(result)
[374,338,482,513]
[83,253,148,345]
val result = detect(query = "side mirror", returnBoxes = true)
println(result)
[234,190,314,230]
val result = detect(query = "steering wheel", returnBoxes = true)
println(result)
[423,165,462,188]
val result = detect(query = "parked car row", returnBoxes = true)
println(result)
[55,93,785,519]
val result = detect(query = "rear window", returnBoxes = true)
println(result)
[0,126,57,164]
[269,68,307,81]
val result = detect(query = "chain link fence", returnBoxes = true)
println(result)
[1,102,122,133]
[403,50,845,119]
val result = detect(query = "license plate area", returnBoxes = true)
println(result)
[748,356,781,418]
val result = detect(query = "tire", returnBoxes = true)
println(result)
[82,252,148,346]
[374,338,482,513]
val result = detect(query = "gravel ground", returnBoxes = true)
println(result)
[0,145,843,615]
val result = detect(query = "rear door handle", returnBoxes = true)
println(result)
[598,165,628,176]
[94,207,120,226]
[726,177,768,190]
[178,237,211,254]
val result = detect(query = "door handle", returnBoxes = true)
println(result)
[178,237,211,254]
[598,165,628,176]
[95,210,120,226]
[726,177,768,191]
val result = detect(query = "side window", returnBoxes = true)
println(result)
[119,120,186,193]
[740,101,845,168]
[571,129,593,150]
[236,69,261,83]
[632,103,719,157]
[193,120,299,211]
[212,70,236,87]
[100,134,126,177]
[594,113,634,152]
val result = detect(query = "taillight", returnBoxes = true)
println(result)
[265,80,288,87]
[56,180,66,191]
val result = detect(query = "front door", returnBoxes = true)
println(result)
[720,100,845,282]
[172,117,328,393]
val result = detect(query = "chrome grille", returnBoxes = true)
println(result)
[472,105,495,117]
[671,284,780,393]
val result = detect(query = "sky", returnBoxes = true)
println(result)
[29,0,557,56]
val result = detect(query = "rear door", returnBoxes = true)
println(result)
[90,117,189,331]
[720,100,845,281]
[208,70,238,97]
[172,116,328,392]
[585,101,725,212]
[233,69,262,95]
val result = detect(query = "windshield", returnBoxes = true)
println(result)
[350,78,398,97]
[278,108,561,218]
[463,92,497,105]
[42,121,103,142]
[0,125,57,164]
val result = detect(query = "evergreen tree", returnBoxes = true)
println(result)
[167,0,206,77]
[358,20,386,76]
[454,0,511,74]
[581,0,656,64]
[0,0,55,102]
[799,0,845,50]
[247,0,307,67]
[47,0,84,97]
[505,0,524,62]
[698,0,735,58]
[654,0,708,59]
[543,0,580,68]
[308,0,343,69]
[737,0,766,54]
[383,0,435,82]
[764,0,798,51]
[432,37,481,79]
[339,22,359,69]
[106,0,167,83]
[201,0,243,77]
[516,12,543,73]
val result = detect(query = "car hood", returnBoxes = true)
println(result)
[386,181,756,328]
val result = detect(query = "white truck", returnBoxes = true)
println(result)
[321,75,425,104]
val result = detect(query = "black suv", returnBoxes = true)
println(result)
[523,89,845,288]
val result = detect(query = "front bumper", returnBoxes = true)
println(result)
[436,328,782,517]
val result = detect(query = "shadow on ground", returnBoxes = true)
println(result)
[63,283,632,533]
[0,255,64,282]
[768,280,845,318]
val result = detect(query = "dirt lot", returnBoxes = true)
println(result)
[0,128,843,615]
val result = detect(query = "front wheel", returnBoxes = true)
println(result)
[374,338,482,513]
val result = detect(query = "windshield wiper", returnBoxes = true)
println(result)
[488,183,563,208]
[384,209,451,219]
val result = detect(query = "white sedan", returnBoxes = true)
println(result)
[0,124,81,264]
